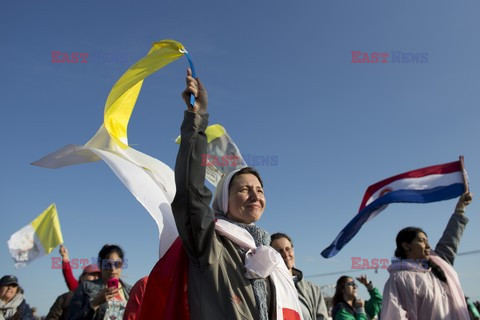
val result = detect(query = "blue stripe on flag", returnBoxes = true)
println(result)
[321,183,465,258]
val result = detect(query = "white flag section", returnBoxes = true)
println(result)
[8,204,64,268]
[32,125,177,258]
[90,148,177,257]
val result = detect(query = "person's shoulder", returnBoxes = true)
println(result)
[302,278,321,290]
[120,279,133,292]
[18,298,34,317]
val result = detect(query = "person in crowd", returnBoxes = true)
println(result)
[123,276,148,320]
[270,232,328,320]
[30,307,41,320]
[466,296,480,320]
[331,275,382,320]
[46,264,101,320]
[382,192,473,319]
[67,244,132,320]
[0,275,34,320]
[170,68,301,319]
[59,245,80,291]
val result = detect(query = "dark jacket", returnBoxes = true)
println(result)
[171,111,272,320]
[45,291,73,320]
[4,299,35,320]
[67,278,131,320]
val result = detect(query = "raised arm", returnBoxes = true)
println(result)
[435,192,473,265]
[60,245,79,291]
[171,69,218,266]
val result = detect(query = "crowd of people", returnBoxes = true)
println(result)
[2,70,478,320]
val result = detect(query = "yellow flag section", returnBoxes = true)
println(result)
[103,40,184,148]
[8,204,63,268]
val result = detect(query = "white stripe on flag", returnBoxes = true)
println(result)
[366,172,463,206]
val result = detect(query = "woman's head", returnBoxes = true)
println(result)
[270,233,295,272]
[0,275,21,303]
[79,264,101,282]
[395,227,431,260]
[333,276,357,306]
[98,244,125,283]
[213,167,266,224]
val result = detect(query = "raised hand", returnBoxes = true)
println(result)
[181,68,208,114]
[59,245,69,261]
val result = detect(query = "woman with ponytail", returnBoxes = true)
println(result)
[382,192,473,319]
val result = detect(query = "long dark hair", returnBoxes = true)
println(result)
[395,227,446,282]
[332,276,354,308]
[395,227,425,259]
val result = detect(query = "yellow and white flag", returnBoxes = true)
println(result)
[33,40,186,258]
[8,204,63,268]
[32,40,246,259]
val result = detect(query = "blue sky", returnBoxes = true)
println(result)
[1,0,480,315]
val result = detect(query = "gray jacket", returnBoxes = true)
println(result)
[171,111,273,320]
[67,278,131,320]
[292,268,328,320]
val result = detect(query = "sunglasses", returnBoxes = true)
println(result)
[103,260,123,270]
[345,282,357,288]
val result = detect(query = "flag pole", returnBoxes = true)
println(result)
[459,155,469,193]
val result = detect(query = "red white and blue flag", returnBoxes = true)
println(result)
[321,159,468,258]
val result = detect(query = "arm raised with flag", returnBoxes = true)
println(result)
[170,69,304,320]
[382,192,474,320]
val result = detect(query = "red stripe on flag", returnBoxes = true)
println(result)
[358,160,461,211]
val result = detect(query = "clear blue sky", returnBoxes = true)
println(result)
[1,0,479,315]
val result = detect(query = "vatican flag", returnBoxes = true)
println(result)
[7,204,63,268]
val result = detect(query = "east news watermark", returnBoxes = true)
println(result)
[201,154,279,167]
[51,257,128,270]
[351,51,429,64]
[351,257,429,270]
[51,50,137,64]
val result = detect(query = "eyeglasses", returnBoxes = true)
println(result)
[345,282,357,288]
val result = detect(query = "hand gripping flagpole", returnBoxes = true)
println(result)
[459,155,469,193]
[180,48,197,108]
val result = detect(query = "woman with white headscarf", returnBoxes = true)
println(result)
[171,69,301,320]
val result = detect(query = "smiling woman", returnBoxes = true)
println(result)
[270,233,329,320]
[170,68,302,320]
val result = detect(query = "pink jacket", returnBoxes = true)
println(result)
[381,212,470,320]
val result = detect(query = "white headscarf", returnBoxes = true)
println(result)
[212,168,242,215]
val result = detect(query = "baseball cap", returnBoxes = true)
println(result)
[0,275,19,287]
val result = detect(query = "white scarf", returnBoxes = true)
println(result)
[215,219,304,320]
[0,293,23,320]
